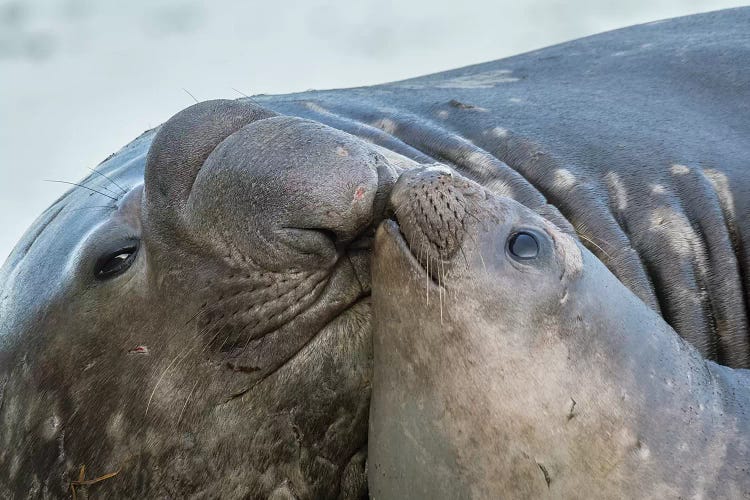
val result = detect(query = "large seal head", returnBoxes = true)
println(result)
[0,99,401,497]
[370,167,750,498]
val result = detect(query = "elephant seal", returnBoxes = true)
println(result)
[257,6,750,368]
[370,167,750,498]
[0,100,396,497]
[2,8,750,497]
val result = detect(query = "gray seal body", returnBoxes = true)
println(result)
[370,167,750,498]
[258,7,750,366]
[1,8,750,497]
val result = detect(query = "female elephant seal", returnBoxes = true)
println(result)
[370,167,750,499]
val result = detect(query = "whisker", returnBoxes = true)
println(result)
[87,167,128,194]
[407,231,414,260]
[418,241,426,306]
[44,180,119,201]
[426,245,430,307]
[464,229,487,275]
[463,207,482,224]
[81,176,119,197]
[459,246,470,271]
[99,186,120,197]
[230,87,262,106]
[392,200,410,219]
[578,233,612,260]
[199,325,227,355]
[215,329,235,353]
[182,88,200,104]
[231,87,250,97]
[439,257,445,325]
[240,325,256,354]
[176,380,200,427]
[576,229,615,249]
[184,307,205,326]
[64,205,117,213]
[145,345,197,417]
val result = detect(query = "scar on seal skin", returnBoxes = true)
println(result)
[370,167,750,499]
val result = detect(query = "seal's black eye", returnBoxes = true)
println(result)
[508,231,539,260]
[95,244,138,280]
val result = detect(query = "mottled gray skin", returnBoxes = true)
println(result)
[370,167,750,498]
[0,102,394,497]
[1,7,750,497]
[258,7,750,367]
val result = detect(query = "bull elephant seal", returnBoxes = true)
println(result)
[2,8,750,497]
[370,167,750,498]
[0,100,397,497]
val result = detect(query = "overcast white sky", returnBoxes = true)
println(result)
[1,0,746,261]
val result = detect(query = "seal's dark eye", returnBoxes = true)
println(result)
[95,244,138,280]
[508,231,539,260]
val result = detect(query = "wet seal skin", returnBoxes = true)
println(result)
[370,167,750,499]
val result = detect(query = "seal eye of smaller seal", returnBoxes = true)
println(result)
[508,231,539,260]
[95,243,139,280]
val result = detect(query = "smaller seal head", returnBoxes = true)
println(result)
[377,164,582,327]
[370,167,750,499]
[370,166,584,498]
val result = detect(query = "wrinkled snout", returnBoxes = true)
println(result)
[144,99,398,271]
[387,164,482,264]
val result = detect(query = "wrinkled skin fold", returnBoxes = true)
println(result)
[1,8,750,497]
[0,102,393,498]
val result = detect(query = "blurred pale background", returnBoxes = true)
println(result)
[1,0,746,261]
